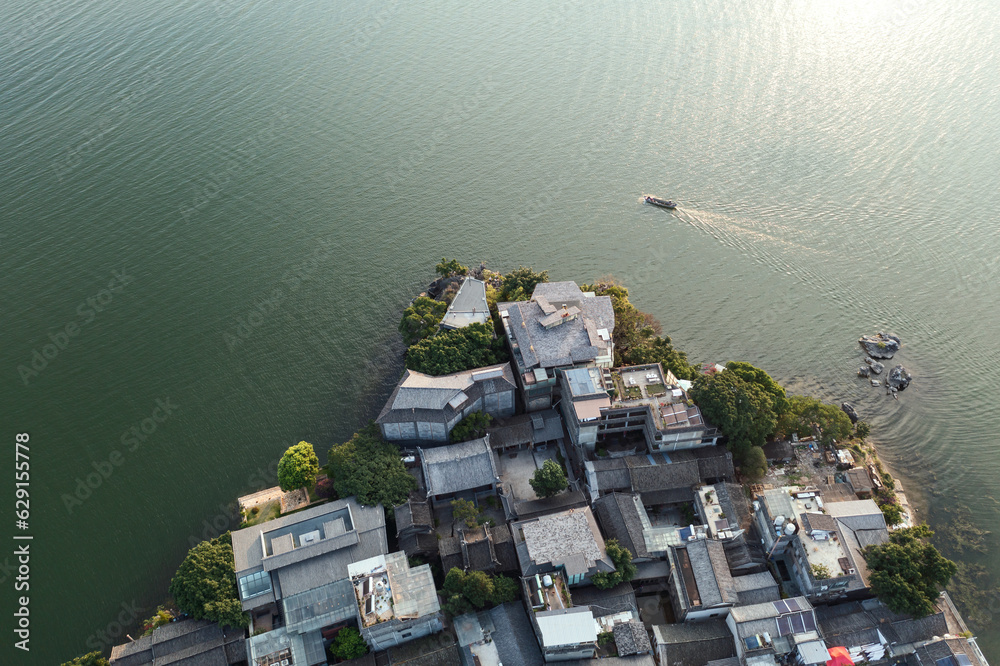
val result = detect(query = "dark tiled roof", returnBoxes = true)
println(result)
[461,526,497,572]
[498,282,614,370]
[690,446,736,481]
[439,536,463,574]
[486,414,534,449]
[686,539,738,607]
[846,467,874,492]
[628,457,700,493]
[489,602,545,665]
[420,437,498,498]
[489,524,520,572]
[399,532,439,557]
[513,490,588,520]
[395,499,433,535]
[109,619,245,666]
[376,363,516,426]
[614,620,652,656]
[653,620,737,666]
[593,492,650,559]
[732,572,780,605]
[569,582,638,618]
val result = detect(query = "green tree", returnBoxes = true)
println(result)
[741,445,768,482]
[498,266,549,302]
[865,525,957,617]
[450,411,492,442]
[278,441,319,491]
[775,395,853,446]
[168,533,248,628]
[812,563,832,579]
[405,323,508,376]
[451,498,481,529]
[689,370,777,457]
[624,335,700,381]
[443,567,467,595]
[874,488,904,526]
[724,362,789,416]
[491,574,519,604]
[855,420,871,440]
[436,258,469,278]
[329,627,369,660]
[399,296,448,346]
[592,539,637,589]
[326,424,417,507]
[61,653,110,666]
[463,570,495,607]
[529,459,568,498]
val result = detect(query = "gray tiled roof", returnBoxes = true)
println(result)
[489,524,520,572]
[498,281,614,370]
[398,532,439,557]
[514,506,612,576]
[439,536,463,573]
[420,437,498,498]
[462,527,497,571]
[395,499,433,535]
[570,581,638,618]
[686,539,738,607]
[109,619,245,666]
[593,492,650,559]
[486,414,534,449]
[513,490,588,520]
[489,602,545,665]
[732,572,781,606]
[652,620,737,666]
[614,620,652,656]
[376,363,516,425]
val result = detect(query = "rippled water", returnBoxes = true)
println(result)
[3,0,999,662]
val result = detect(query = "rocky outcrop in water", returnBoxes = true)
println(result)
[859,332,901,359]
[864,357,885,375]
[858,366,871,378]
[887,365,912,391]
[841,402,859,424]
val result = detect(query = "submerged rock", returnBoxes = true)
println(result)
[870,361,885,375]
[887,365,912,391]
[841,402,859,424]
[859,332,901,359]
[858,366,871,378]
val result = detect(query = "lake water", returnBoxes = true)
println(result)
[3,0,999,662]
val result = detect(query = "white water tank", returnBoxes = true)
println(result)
[773,515,786,529]
[785,522,798,536]
[542,574,553,588]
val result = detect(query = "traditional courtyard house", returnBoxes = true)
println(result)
[376,363,516,444]
[419,436,500,505]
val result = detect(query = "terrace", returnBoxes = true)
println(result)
[609,365,711,436]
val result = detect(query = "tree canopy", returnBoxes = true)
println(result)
[277,441,319,491]
[724,361,789,416]
[61,653,110,666]
[498,266,549,302]
[741,445,768,482]
[592,539,637,589]
[582,280,699,379]
[529,459,568,498]
[439,568,517,616]
[689,369,778,458]
[775,395,853,446]
[326,423,417,507]
[404,323,508,376]
[399,296,448,346]
[329,627,368,660]
[864,525,957,617]
[436,258,468,278]
[451,498,481,529]
[168,533,247,628]
[450,411,492,442]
